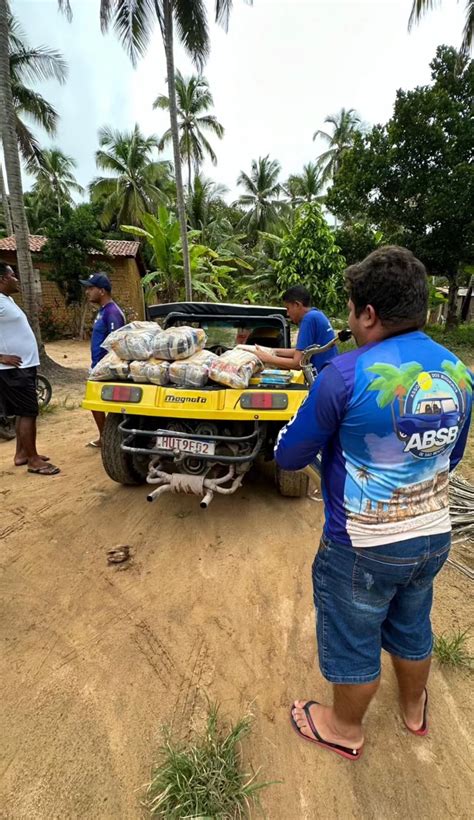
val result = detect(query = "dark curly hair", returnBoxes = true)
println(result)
[345,246,429,330]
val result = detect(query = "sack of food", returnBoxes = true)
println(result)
[89,351,130,381]
[104,321,160,361]
[129,358,170,385]
[152,326,207,361]
[209,345,265,389]
[169,350,219,388]
[144,358,170,386]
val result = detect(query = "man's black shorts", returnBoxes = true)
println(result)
[0,366,39,417]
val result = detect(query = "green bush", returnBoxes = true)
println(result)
[426,324,474,363]
[39,305,69,341]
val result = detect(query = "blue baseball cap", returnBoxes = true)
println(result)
[79,273,112,291]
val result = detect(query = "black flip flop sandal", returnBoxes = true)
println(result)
[290,700,363,761]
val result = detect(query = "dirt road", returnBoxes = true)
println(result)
[1,343,472,818]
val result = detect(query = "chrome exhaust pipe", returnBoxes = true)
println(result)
[147,484,172,502]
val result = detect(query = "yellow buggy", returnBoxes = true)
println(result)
[83,302,345,506]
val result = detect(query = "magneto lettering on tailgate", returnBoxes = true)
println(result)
[164,395,208,404]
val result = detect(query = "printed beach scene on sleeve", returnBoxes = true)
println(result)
[340,348,472,547]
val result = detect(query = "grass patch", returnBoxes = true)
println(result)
[433,629,473,669]
[425,324,474,364]
[38,395,81,415]
[145,704,273,818]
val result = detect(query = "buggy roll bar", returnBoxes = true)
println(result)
[300,328,352,386]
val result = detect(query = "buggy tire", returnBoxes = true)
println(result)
[101,413,147,485]
[276,466,309,498]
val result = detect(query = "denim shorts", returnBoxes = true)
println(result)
[312,532,451,684]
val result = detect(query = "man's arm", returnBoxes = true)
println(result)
[275,364,347,470]
[256,346,303,370]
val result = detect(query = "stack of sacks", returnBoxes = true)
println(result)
[169,350,219,389]
[209,345,272,389]
[89,323,211,386]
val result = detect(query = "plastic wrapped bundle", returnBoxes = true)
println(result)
[144,358,170,386]
[104,321,160,361]
[209,345,266,389]
[129,358,169,385]
[169,350,219,388]
[152,326,207,361]
[89,351,130,381]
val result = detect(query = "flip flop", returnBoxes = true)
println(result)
[28,464,60,476]
[86,441,101,449]
[290,701,363,761]
[403,688,429,737]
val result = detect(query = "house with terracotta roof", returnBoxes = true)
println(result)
[0,234,147,331]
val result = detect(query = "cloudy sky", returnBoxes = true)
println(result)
[14,0,465,199]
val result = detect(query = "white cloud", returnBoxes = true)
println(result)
[15,0,466,199]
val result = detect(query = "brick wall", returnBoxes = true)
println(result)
[1,251,145,334]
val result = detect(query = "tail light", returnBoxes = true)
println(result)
[240,392,288,410]
[101,385,143,403]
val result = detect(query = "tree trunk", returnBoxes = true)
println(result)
[0,0,44,351]
[460,274,473,323]
[446,275,459,328]
[0,159,12,234]
[163,0,192,301]
[188,153,192,192]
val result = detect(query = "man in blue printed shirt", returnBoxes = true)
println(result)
[255,285,338,372]
[276,247,472,760]
[80,273,125,447]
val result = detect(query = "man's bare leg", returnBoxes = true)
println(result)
[292,678,379,748]
[14,416,48,465]
[90,411,106,447]
[390,654,430,731]
[14,416,56,471]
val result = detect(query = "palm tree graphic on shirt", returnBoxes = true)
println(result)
[367,362,423,439]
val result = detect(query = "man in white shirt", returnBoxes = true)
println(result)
[0,263,60,475]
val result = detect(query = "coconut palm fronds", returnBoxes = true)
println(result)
[449,473,474,542]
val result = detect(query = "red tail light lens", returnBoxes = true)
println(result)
[240,392,288,410]
[101,385,143,403]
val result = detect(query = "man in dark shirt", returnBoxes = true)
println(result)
[255,285,338,373]
[80,273,125,447]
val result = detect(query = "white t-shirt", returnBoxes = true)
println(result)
[0,293,40,369]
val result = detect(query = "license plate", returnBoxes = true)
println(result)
[155,435,215,456]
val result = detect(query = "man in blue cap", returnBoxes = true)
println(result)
[80,273,125,447]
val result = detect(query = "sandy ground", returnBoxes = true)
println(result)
[0,341,472,819]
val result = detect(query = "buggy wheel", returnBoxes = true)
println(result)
[101,414,148,485]
[275,466,309,498]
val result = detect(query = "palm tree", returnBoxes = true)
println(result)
[0,0,63,349]
[58,1,253,300]
[285,162,325,205]
[186,174,228,231]
[409,1,473,54]
[1,11,66,238]
[367,362,424,438]
[90,125,172,228]
[122,207,231,303]
[355,465,372,513]
[31,148,83,217]
[313,108,361,183]
[237,156,282,233]
[442,359,472,411]
[154,71,224,191]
